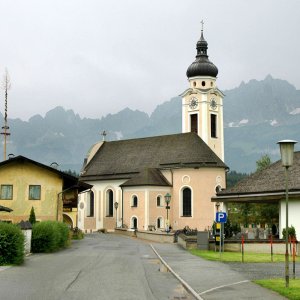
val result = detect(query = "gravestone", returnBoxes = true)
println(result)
[197,231,209,250]
[18,220,32,254]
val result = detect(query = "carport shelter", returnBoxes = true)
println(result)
[212,151,300,238]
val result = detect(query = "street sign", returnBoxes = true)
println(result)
[216,212,227,223]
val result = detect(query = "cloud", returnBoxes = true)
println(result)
[0,0,299,120]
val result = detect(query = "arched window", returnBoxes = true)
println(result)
[215,185,222,194]
[211,114,217,138]
[106,189,113,217]
[156,195,162,207]
[131,195,138,207]
[131,217,138,229]
[87,191,94,217]
[182,188,192,217]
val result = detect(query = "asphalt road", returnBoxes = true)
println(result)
[0,234,193,300]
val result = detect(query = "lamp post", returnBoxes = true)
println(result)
[114,201,119,228]
[164,193,171,233]
[277,139,297,288]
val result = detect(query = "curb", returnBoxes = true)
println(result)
[150,244,204,300]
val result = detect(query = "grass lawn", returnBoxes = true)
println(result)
[189,249,298,263]
[255,278,300,299]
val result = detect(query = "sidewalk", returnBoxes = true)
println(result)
[151,243,286,300]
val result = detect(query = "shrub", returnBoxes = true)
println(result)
[282,226,296,240]
[0,222,25,265]
[55,222,70,248]
[31,221,70,253]
[71,227,84,240]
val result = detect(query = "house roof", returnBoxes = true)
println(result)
[213,151,300,203]
[80,132,228,181]
[121,168,171,187]
[0,155,92,192]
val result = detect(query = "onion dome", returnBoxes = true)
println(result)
[186,30,218,78]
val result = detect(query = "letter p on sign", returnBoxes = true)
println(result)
[216,212,227,223]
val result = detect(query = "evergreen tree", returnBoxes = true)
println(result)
[226,170,248,189]
[256,154,271,171]
[29,206,36,225]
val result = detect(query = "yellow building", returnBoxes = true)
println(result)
[0,156,91,227]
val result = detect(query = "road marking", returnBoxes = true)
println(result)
[150,244,204,300]
[199,280,250,295]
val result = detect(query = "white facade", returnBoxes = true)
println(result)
[279,199,300,239]
[78,180,125,232]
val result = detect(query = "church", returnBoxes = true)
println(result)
[78,29,228,232]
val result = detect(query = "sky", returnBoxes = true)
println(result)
[0,0,299,121]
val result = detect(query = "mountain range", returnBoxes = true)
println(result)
[1,75,300,173]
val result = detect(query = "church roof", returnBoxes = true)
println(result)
[186,30,218,78]
[80,132,227,181]
[213,151,300,202]
[121,168,171,187]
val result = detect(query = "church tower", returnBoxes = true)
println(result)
[181,26,224,161]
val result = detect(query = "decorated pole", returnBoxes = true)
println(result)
[1,69,11,160]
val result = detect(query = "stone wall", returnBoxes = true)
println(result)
[115,228,136,237]
[136,230,174,243]
[178,234,197,249]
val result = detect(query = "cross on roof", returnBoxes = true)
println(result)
[101,130,107,141]
[200,20,204,31]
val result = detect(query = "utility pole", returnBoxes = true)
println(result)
[1,69,11,160]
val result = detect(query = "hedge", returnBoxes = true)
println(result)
[31,221,70,253]
[0,222,25,265]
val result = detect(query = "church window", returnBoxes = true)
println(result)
[215,185,222,194]
[190,114,198,134]
[106,189,114,217]
[87,191,95,217]
[201,81,206,87]
[211,114,217,138]
[193,81,196,87]
[211,81,213,87]
[182,188,192,217]
[157,195,162,207]
[131,195,138,207]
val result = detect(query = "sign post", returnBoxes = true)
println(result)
[215,212,227,255]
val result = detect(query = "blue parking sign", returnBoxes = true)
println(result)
[216,212,227,223]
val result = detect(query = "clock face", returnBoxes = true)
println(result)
[210,98,217,110]
[189,97,198,109]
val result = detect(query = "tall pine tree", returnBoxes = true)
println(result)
[29,206,36,225]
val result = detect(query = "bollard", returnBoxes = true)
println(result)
[241,235,244,263]
[270,235,273,262]
[293,237,296,279]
